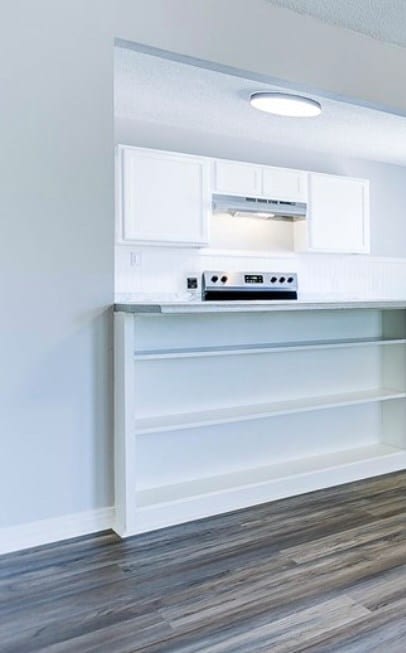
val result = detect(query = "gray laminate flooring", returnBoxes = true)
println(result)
[1,471,405,652]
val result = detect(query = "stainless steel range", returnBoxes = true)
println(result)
[202,271,298,301]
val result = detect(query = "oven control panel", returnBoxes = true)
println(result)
[202,271,298,301]
[203,271,297,290]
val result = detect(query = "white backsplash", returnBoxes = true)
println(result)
[115,244,406,302]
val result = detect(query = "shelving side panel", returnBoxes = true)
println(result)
[382,339,406,393]
[382,309,406,340]
[114,313,138,536]
[381,399,406,449]
[381,310,406,452]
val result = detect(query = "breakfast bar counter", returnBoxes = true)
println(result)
[114,299,406,538]
[114,299,406,314]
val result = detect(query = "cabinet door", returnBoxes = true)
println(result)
[214,160,262,196]
[262,167,308,202]
[308,174,370,253]
[119,147,209,245]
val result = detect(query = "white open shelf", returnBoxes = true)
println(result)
[135,387,406,435]
[136,443,406,508]
[115,307,406,537]
[134,336,406,360]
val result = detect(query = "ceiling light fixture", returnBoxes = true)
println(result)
[250,92,322,118]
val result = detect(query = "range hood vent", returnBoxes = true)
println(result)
[212,194,306,221]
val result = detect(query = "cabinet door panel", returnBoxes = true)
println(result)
[214,160,262,196]
[120,148,209,245]
[309,174,369,253]
[262,168,307,202]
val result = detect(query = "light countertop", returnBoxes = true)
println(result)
[114,299,406,315]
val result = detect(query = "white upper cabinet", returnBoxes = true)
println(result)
[117,146,210,246]
[262,167,308,202]
[213,160,262,196]
[213,159,307,202]
[116,146,370,254]
[304,173,370,254]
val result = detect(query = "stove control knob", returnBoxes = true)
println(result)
[287,277,294,283]
[279,276,286,283]
[221,275,228,283]
[211,275,219,283]
[270,276,277,283]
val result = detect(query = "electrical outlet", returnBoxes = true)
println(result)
[186,276,200,300]
[130,251,141,266]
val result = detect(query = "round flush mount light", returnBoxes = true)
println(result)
[250,92,322,118]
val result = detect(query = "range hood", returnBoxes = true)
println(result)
[212,194,307,222]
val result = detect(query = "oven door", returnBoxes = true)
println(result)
[203,289,298,301]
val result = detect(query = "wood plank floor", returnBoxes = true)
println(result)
[1,471,405,652]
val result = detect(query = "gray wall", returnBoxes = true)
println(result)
[0,2,114,528]
[2,0,406,532]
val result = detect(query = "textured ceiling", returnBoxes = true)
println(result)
[266,0,406,47]
[115,48,406,166]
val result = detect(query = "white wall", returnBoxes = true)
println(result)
[3,0,406,546]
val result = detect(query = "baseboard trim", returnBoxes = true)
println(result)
[0,507,115,556]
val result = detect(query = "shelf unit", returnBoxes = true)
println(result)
[134,337,406,360]
[114,306,406,537]
[136,443,402,507]
[133,442,406,533]
[135,388,406,435]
